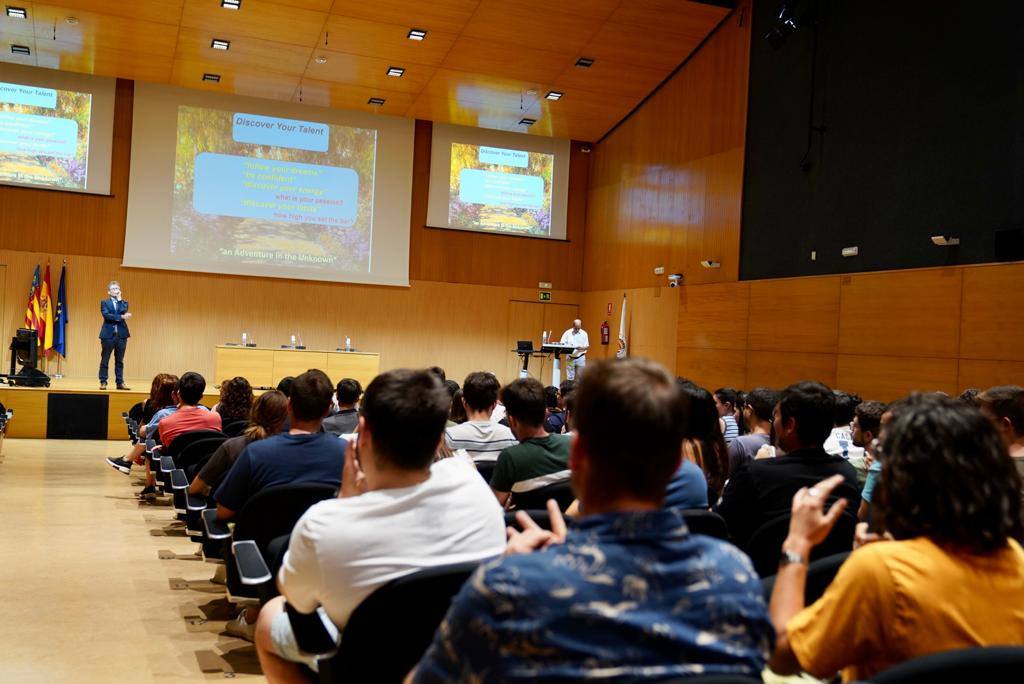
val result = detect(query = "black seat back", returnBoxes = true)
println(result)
[231,483,338,552]
[163,429,227,458]
[511,478,574,511]
[128,401,145,425]
[761,551,850,604]
[746,512,857,578]
[177,437,228,479]
[321,562,480,683]
[679,509,730,540]
[222,419,249,437]
[475,460,496,483]
[868,647,1024,683]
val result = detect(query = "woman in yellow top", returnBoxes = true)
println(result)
[767,393,1024,682]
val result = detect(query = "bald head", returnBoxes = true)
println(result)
[572,319,582,332]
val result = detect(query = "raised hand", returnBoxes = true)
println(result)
[785,474,849,553]
[505,499,568,555]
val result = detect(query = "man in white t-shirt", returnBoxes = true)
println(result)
[559,319,590,380]
[254,369,506,681]
[445,371,518,462]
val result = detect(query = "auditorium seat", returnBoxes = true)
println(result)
[679,509,730,540]
[474,460,496,483]
[504,508,573,531]
[745,513,857,578]
[760,551,850,603]
[866,646,1024,682]
[510,479,574,511]
[221,419,248,438]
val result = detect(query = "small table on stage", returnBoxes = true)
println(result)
[540,343,577,385]
[214,345,380,389]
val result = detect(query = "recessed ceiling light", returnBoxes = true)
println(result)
[314,55,327,64]
[6,7,28,19]
[202,73,221,82]
[575,56,595,68]
[545,91,563,101]
[518,118,536,126]
[10,44,30,55]
[407,28,427,41]
[221,0,241,8]
[211,38,230,51]
[64,16,77,24]
[367,97,386,106]
[386,66,405,77]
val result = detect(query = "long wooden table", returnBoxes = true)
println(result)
[213,345,380,389]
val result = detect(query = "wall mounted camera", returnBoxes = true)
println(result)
[580,143,592,153]
[700,260,721,268]
[667,273,683,288]
[931,235,960,246]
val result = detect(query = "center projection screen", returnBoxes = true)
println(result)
[124,83,414,286]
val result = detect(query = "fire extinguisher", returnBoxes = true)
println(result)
[600,321,610,345]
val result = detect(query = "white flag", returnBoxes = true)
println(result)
[616,293,628,358]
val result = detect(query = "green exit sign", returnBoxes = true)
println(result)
[539,291,552,301]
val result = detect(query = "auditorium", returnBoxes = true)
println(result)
[1,1,1022,681]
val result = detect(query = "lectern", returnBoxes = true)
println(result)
[541,343,576,385]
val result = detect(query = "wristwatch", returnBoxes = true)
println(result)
[779,549,808,567]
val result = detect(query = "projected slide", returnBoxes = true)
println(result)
[0,81,92,190]
[173,106,377,272]
[448,143,553,236]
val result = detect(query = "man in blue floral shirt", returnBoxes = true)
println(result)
[411,358,774,682]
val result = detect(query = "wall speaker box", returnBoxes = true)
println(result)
[47,393,109,439]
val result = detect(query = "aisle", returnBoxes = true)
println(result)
[0,439,265,682]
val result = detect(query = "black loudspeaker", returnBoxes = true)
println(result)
[995,228,1024,262]
[9,367,50,388]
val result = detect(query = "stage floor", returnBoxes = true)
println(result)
[0,377,222,440]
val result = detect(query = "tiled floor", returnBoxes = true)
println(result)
[0,438,265,682]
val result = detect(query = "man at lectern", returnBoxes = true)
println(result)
[99,280,131,390]
[559,319,589,380]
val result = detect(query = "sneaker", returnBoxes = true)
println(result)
[225,610,257,642]
[106,456,132,474]
[138,485,158,501]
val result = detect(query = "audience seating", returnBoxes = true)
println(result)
[221,419,248,438]
[867,646,1024,682]
[127,401,144,426]
[504,508,572,531]
[745,512,857,578]
[510,479,574,511]
[760,551,850,603]
[174,436,226,480]
[679,509,730,540]
[474,460,496,483]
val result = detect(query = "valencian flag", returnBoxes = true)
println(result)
[40,263,54,353]
[23,265,41,334]
[616,293,628,359]
[54,262,68,358]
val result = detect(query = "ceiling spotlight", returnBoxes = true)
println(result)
[211,38,230,50]
[367,97,386,106]
[10,44,30,55]
[931,235,960,246]
[764,2,798,49]
[6,7,27,18]
[575,57,594,68]
[202,73,221,82]
[314,55,327,64]
[221,0,241,8]
[386,66,405,77]
[518,117,536,126]
[545,91,563,101]
[407,28,427,41]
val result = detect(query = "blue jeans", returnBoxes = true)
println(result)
[99,337,127,384]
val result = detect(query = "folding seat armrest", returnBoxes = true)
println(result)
[286,603,341,657]
[186,492,208,511]
[159,455,175,474]
[233,540,273,585]
[202,509,232,540]
[170,469,189,491]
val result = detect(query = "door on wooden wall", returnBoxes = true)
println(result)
[505,301,578,384]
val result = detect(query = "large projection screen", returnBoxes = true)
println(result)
[124,82,414,286]
[0,63,115,195]
[426,123,570,240]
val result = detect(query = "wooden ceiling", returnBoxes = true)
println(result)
[0,0,731,142]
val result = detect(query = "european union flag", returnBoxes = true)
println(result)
[54,262,68,358]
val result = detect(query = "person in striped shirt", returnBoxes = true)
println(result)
[444,372,517,463]
[715,387,741,442]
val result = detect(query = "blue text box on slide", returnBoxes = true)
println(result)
[459,168,544,209]
[232,113,329,152]
[193,153,358,227]
[0,112,78,157]
[0,82,58,108]
[477,145,529,168]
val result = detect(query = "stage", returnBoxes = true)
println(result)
[0,377,222,440]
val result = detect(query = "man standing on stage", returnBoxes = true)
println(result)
[559,319,589,380]
[99,280,131,390]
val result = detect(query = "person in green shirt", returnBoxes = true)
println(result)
[491,377,571,507]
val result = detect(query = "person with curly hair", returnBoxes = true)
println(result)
[767,393,1024,681]
[216,376,253,424]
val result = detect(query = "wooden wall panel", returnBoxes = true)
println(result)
[745,351,837,390]
[960,263,1024,362]
[836,355,959,402]
[676,348,745,390]
[957,360,1024,392]
[581,1,751,291]
[677,282,749,350]
[838,269,962,358]
[0,248,579,387]
[747,277,840,353]
[579,287,679,374]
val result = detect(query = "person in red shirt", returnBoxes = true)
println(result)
[158,372,222,449]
